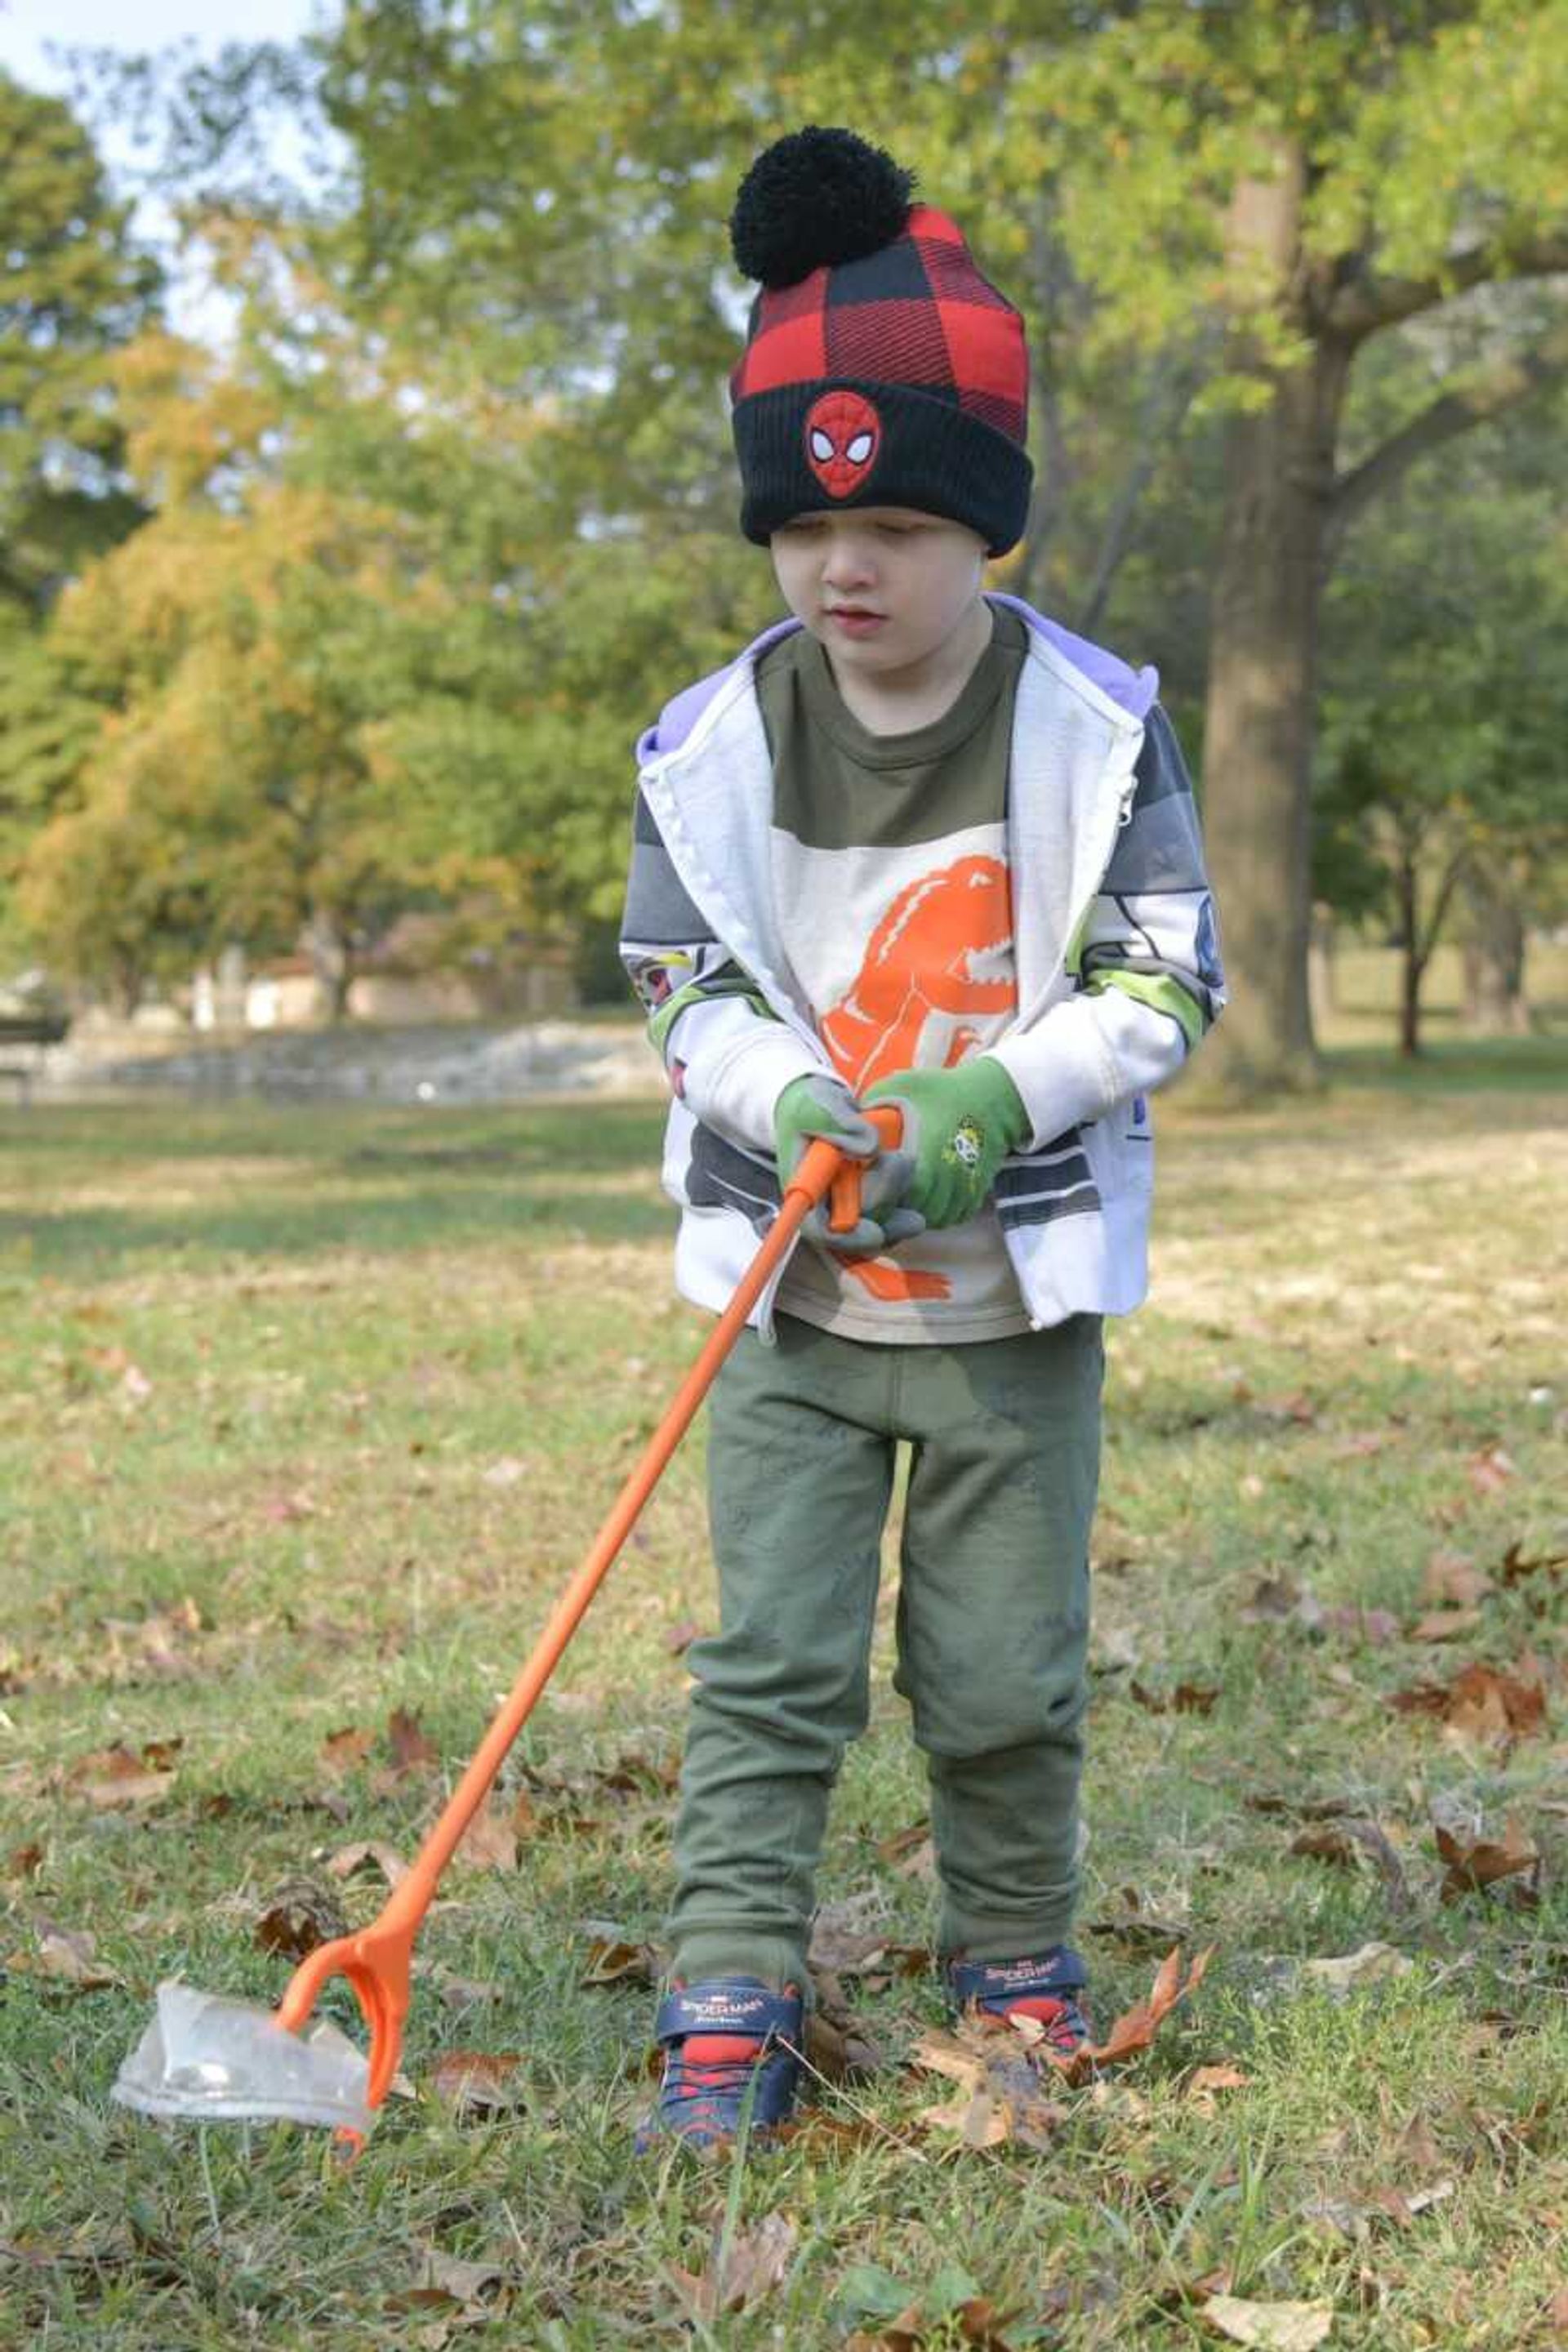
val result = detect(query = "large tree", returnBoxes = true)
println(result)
[0,73,161,960]
[0,72,159,617]
[86,4,1568,1083]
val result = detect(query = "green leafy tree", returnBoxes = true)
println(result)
[90,6,1568,1082]
[1315,383,1568,1055]
[0,74,162,964]
[16,335,475,1012]
[0,72,159,616]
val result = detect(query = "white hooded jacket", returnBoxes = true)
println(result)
[621,593,1225,1339]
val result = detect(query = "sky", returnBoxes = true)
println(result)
[1,0,332,339]
[0,0,325,97]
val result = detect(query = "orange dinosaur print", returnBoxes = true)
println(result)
[820,855,1014,1092]
[817,854,1015,1303]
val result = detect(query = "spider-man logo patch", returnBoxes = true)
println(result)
[804,390,882,499]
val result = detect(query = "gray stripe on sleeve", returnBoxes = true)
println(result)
[996,1151,1094,1200]
[622,835,715,948]
[1103,793,1209,893]
[998,1181,1102,1229]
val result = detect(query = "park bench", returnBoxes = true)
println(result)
[0,1006,70,1106]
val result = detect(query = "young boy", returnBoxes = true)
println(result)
[621,127,1224,2146]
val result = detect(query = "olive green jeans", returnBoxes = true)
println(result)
[669,1309,1103,1993]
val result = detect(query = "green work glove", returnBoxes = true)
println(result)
[773,1072,923,1258]
[863,1057,1029,1231]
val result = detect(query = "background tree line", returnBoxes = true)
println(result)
[2,0,1565,1085]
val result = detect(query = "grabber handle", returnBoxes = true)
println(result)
[826,1102,904,1235]
[271,1117,875,2106]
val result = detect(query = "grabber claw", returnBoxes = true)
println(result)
[114,1110,900,2143]
[276,1913,415,2113]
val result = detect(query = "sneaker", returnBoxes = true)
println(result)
[635,1976,804,2151]
[946,1945,1092,2058]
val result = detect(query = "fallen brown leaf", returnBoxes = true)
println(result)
[1239,1575,1311,1623]
[1130,1680,1220,1716]
[1290,1824,1361,1869]
[917,2084,1013,2148]
[324,1839,409,1889]
[668,2211,798,2321]
[1468,1446,1516,1495]
[1422,1551,1494,1608]
[663,1619,704,1657]
[909,2019,1067,2150]
[581,1936,662,1988]
[253,1877,350,1960]
[4,1841,42,1880]
[1085,1884,1191,1953]
[804,2006,880,2082]
[1254,1391,1318,1426]
[1298,1943,1411,1996]
[1286,1815,1410,1909]
[319,1724,373,1774]
[1498,1541,1568,1588]
[875,1817,933,1864]
[416,2244,509,2310]
[1365,2177,1455,2227]
[452,1797,529,1874]
[16,1923,122,1991]
[422,1962,503,2012]
[1045,1945,1213,2086]
[847,2291,1022,2350]
[1401,2107,1448,2173]
[427,2050,526,2117]
[1435,1812,1540,1905]
[62,1740,181,1811]
[1200,2291,1334,2348]
[385,1706,440,1777]
[1408,1609,1484,1644]
[1389,1660,1547,1744]
[1317,1604,1401,1646]
[1186,2063,1251,2113]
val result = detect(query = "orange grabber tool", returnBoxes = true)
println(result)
[275,1101,904,2131]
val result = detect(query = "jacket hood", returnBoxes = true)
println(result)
[635,595,1158,767]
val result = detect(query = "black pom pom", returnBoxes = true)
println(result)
[729,125,915,288]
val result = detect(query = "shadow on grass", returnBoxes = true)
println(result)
[0,1098,676,1276]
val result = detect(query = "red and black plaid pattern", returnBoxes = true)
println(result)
[732,207,1026,444]
[729,206,1032,555]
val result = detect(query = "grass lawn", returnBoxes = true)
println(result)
[2,1049,1566,2349]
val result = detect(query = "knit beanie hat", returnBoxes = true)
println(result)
[728,126,1032,557]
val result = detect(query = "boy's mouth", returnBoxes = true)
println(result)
[826,608,887,636]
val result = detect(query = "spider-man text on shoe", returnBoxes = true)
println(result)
[947,1945,1092,2057]
[635,1977,804,2150]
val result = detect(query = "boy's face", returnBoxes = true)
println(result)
[769,506,988,681]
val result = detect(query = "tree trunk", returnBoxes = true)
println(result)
[1396,851,1423,1059]
[1307,900,1337,1031]
[110,955,143,1022]
[305,910,354,1024]
[1460,865,1531,1033]
[1196,155,1352,1098]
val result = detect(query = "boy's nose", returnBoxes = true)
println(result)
[821,540,876,590]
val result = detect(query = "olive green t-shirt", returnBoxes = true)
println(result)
[758,604,1035,1343]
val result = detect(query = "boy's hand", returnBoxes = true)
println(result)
[773,1073,923,1258]
[863,1058,1029,1229]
